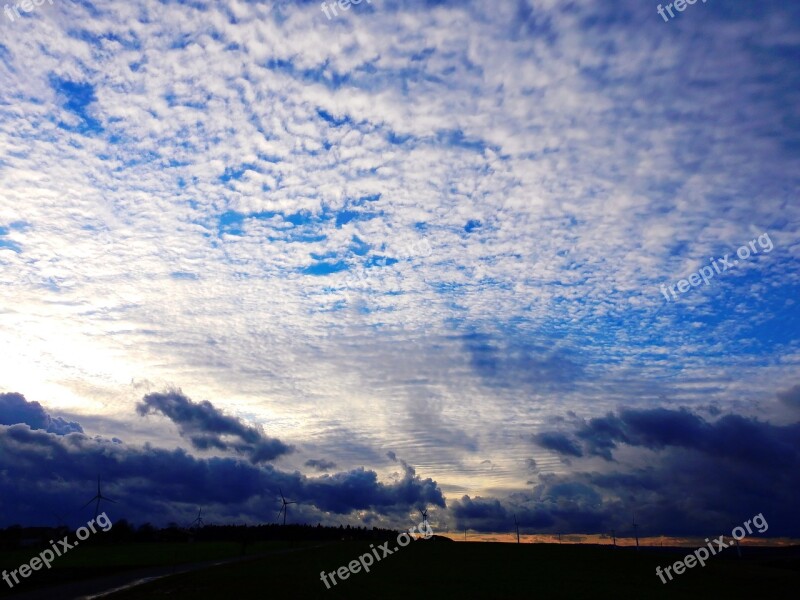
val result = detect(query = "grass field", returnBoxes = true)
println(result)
[103,541,800,600]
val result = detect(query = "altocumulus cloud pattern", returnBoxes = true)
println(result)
[0,0,799,541]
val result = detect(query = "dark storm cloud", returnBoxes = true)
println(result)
[532,432,583,457]
[535,407,800,465]
[0,392,83,435]
[452,495,507,523]
[0,393,446,527]
[381,451,446,512]
[136,390,292,463]
[777,383,800,409]
[305,465,445,514]
[480,406,800,537]
[451,494,556,532]
[305,458,337,471]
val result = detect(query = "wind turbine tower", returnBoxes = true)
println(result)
[277,488,297,526]
[513,514,520,544]
[418,507,429,531]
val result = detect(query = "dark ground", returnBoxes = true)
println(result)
[2,540,799,599]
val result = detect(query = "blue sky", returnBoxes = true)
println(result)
[0,0,799,539]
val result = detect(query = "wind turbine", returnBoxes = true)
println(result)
[277,488,296,526]
[632,513,640,551]
[188,507,205,529]
[81,476,116,519]
[418,507,429,530]
[513,514,520,544]
[611,529,616,547]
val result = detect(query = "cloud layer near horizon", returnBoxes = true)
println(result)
[3,391,800,538]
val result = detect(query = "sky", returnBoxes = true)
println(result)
[1,0,799,541]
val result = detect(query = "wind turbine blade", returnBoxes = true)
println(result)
[279,487,286,503]
[103,497,118,503]
[81,496,98,509]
